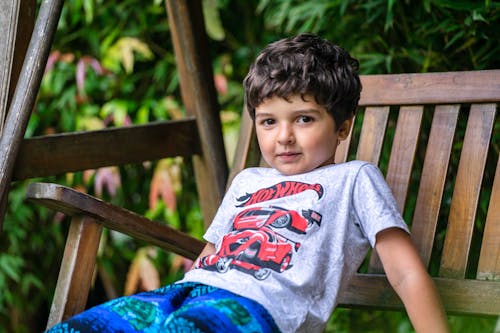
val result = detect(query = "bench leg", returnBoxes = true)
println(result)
[46,215,103,329]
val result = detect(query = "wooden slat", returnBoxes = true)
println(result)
[228,110,261,185]
[0,0,21,133]
[355,107,390,164]
[385,106,423,212]
[411,105,459,266]
[338,274,500,315]
[359,70,500,106]
[477,155,500,280]
[26,182,205,260]
[13,119,200,180]
[440,104,496,278]
[369,106,423,273]
[166,0,228,228]
[8,0,36,114]
[46,215,103,329]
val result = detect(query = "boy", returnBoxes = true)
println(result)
[47,33,449,332]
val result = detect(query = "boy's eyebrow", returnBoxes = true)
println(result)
[255,108,322,118]
[292,108,322,114]
[254,112,273,119]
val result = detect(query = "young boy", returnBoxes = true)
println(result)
[47,33,449,333]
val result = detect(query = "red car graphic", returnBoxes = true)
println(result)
[198,228,300,280]
[233,206,322,234]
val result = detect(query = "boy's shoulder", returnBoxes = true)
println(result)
[336,160,384,180]
[322,160,378,175]
[336,160,371,170]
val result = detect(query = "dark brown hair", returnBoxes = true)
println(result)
[243,33,362,126]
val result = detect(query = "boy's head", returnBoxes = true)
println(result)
[243,33,361,127]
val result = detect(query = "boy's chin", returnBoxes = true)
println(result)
[275,166,319,176]
[275,161,336,176]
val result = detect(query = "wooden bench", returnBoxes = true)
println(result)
[26,69,500,328]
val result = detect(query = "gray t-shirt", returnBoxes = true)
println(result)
[181,161,409,332]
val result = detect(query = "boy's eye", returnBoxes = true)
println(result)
[260,119,275,126]
[297,115,313,123]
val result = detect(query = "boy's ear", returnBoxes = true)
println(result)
[338,118,353,140]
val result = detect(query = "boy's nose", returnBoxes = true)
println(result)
[277,124,295,145]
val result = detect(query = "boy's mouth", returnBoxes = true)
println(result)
[276,152,301,161]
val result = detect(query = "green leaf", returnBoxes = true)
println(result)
[203,0,225,41]
[445,30,465,49]
[83,0,94,23]
[100,100,129,125]
[0,255,23,282]
[385,0,395,31]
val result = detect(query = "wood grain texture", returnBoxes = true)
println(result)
[14,119,200,180]
[369,106,423,273]
[26,182,205,260]
[338,273,500,315]
[166,0,228,227]
[355,107,390,164]
[228,109,261,185]
[477,155,500,281]
[411,105,459,266]
[46,216,103,329]
[0,0,63,228]
[0,0,39,229]
[385,106,423,213]
[440,104,496,278]
[359,70,500,106]
[0,0,21,131]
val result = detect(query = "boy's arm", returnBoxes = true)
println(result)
[375,228,450,333]
[189,242,216,270]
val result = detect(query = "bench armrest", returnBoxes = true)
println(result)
[26,182,205,260]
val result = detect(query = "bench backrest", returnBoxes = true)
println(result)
[231,69,500,315]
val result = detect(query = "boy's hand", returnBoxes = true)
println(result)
[375,228,450,333]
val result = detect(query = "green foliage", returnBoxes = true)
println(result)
[1,0,498,331]
[1,180,64,332]
[257,0,500,73]
[1,1,191,331]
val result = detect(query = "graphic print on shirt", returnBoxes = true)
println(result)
[197,181,323,280]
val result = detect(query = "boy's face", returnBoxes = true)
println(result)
[255,94,351,175]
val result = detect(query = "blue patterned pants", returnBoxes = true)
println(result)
[45,282,281,333]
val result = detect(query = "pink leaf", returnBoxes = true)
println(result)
[94,166,121,197]
[76,58,86,98]
[75,55,109,103]
[149,160,178,211]
[45,51,60,74]
[214,73,228,95]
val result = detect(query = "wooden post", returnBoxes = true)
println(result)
[0,0,21,135]
[165,0,228,227]
[46,215,103,328]
[0,0,36,134]
[0,0,63,231]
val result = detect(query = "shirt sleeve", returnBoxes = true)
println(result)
[351,163,410,248]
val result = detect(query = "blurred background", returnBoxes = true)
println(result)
[1,0,499,331]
